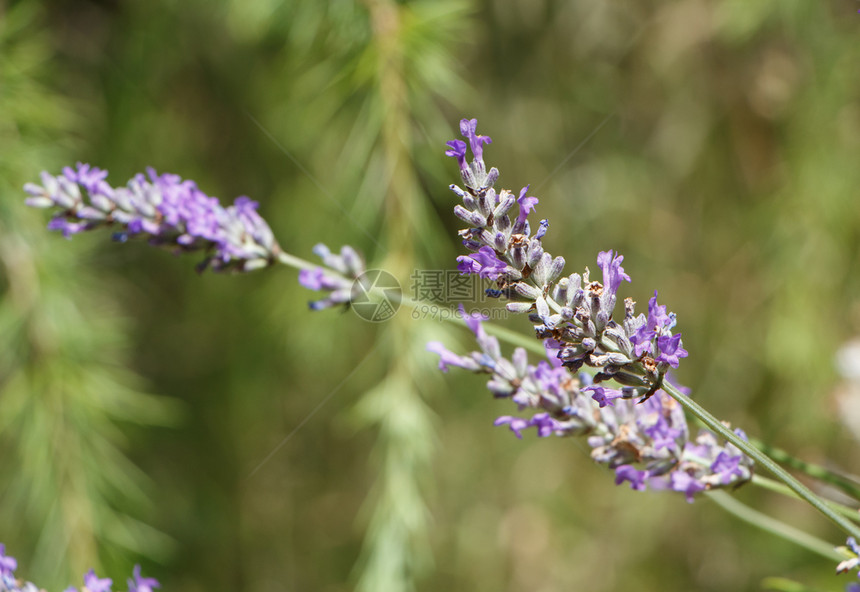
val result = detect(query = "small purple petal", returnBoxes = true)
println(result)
[582,385,625,408]
[445,139,468,171]
[0,543,17,575]
[128,564,160,592]
[656,333,688,368]
[614,465,648,491]
[84,569,113,592]
[494,415,529,439]
[459,118,492,162]
[670,471,706,502]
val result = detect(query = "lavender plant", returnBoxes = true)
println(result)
[0,543,158,592]
[427,119,756,500]
[18,116,860,590]
[428,305,753,501]
[24,164,280,273]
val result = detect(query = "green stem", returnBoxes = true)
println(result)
[662,381,860,539]
[275,251,549,355]
[275,250,320,271]
[748,438,860,501]
[751,475,860,524]
[706,490,842,561]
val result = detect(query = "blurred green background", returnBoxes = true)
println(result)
[2,0,860,590]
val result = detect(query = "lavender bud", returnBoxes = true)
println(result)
[57,176,82,201]
[547,256,565,284]
[506,302,533,314]
[604,352,632,365]
[449,184,468,200]
[543,314,563,328]
[454,204,475,224]
[476,229,495,246]
[485,167,499,188]
[532,252,553,286]
[493,190,516,219]
[75,206,107,221]
[513,282,542,301]
[535,296,550,320]
[511,244,527,270]
[595,310,610,332]
[526,239,544,269]
[552,277,569,303]
[488,378,516,398]
[477,192,493,218]
[512,347,528,376]
[24,196,54,209]
[340,246,364,276]
[23,182,44,196]
[494,213,512,234]
[560,306,574,321]
[493,232,507,252]
[53,188,77,210]
[460,165,477,189]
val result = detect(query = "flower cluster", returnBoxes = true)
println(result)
[297,243,366,310]
[0,543,158,592]
[428,308,753,501]
[445,119,688,404]
[838,537,860,581]
[24,163,280,272]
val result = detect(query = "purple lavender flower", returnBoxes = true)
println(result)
[596,249,631,316]
[428,311,752,501]
[495,413,563,438]
[83,569,112,592]
[24,164,280,272]
[656,333,689,368]
[670,471,707,503]
[581,385,625,408]
[629,291,672,354]
[0,544,16,577]
[512,186,538,236]
[615,465,649,491]
[445,120,689,398]
[0,543,160,592]
[456,246,509,280]
[445,140,468,172]
[445,119,499,191]
[426,341,482,372]
[297,243,366,311]
[460,118,492,163]
[127,565,160,592]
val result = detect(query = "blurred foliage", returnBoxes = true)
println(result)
[1,0,860,591]
[0,1,179,589]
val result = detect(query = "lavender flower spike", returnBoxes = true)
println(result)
[298,243,366,311]
[445,118,499,191]
[0,543,160,592]
[24,163,281,273]
[427,318,753,502]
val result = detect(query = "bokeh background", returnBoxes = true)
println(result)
[2,0,860,590]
